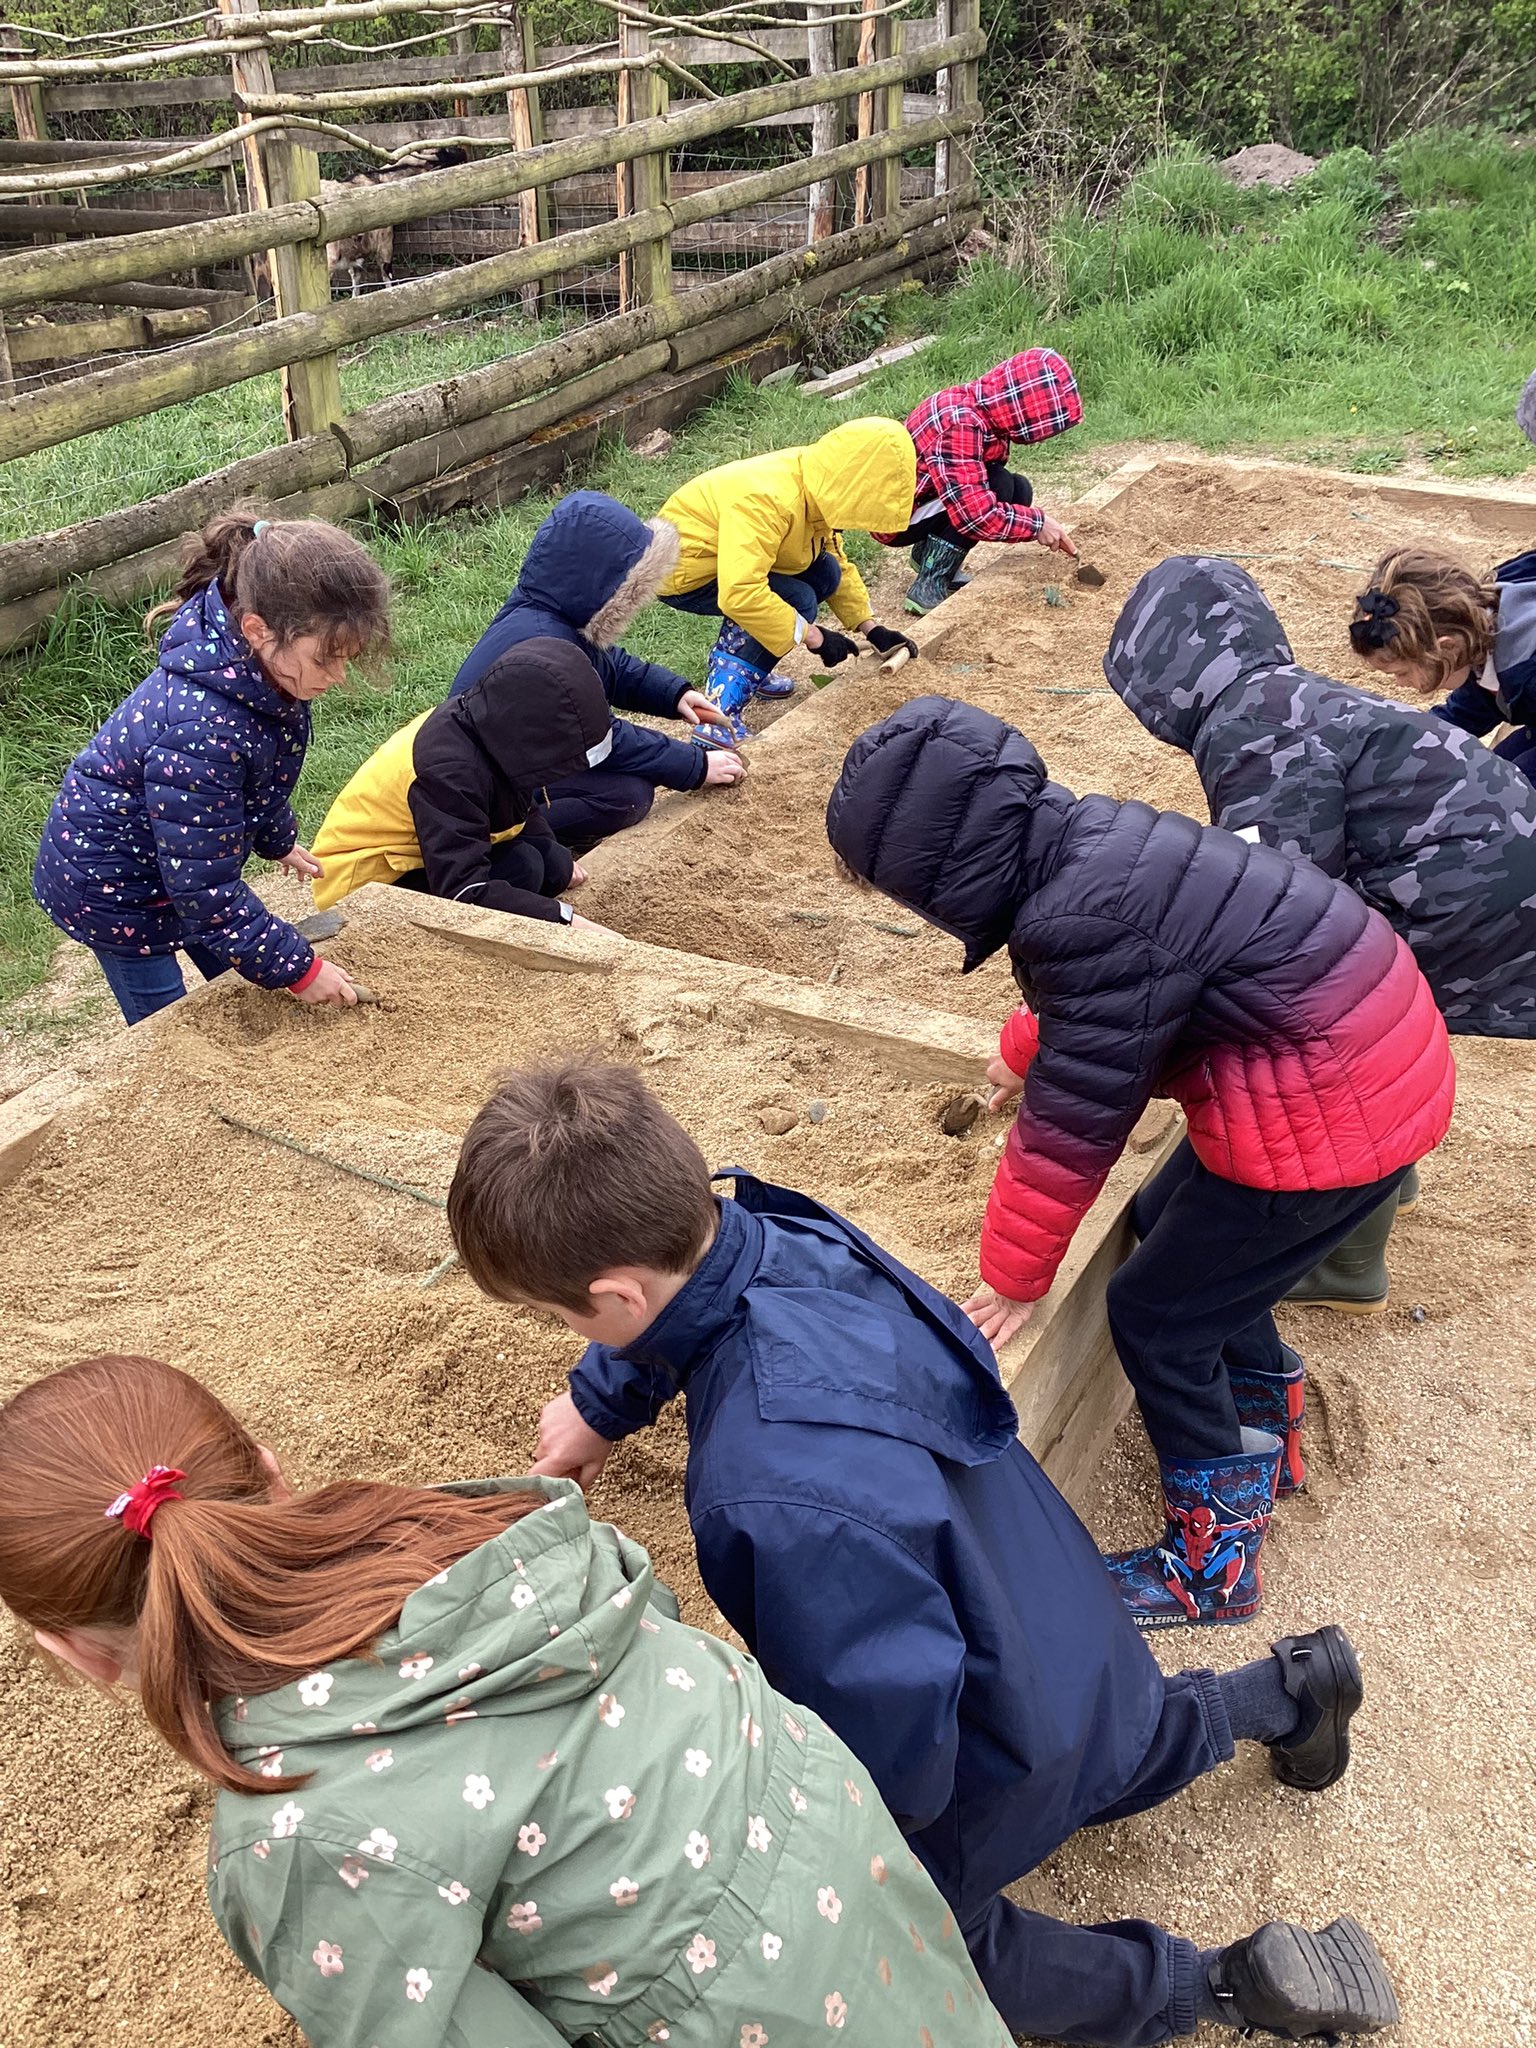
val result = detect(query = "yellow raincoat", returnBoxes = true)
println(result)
[659,417,916,659]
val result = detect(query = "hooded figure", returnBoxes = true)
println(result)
[209,1476,1008,2048]
[311,637,610,921]
[827,696,1453,1628]
[450,493,715,847]
[1106,556,1536,1040]
[658,419,918,739]
[878,348,1083,614]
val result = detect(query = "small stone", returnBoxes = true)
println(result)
[118,1876,147,1902]
[806,1100,828,1124]
[940,1093,983,1138]
[86,1980,109,2003]
[1410,1304,1428,1323]
[634,428,674,458]
[759,1107,798,1136]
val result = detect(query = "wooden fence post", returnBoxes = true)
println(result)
[806,4,841,245]
[933,0,952,203]
[1,29,51,244]
[502,9,547,319]
[217,0,341,442]
[615,17,671,312]
[876,19,904,222]
[945,0,979,207]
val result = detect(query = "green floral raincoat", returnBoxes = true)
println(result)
[207,1478,1011,2048]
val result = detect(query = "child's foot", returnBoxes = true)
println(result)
[691,707,753,749]
[1203,1918,1400,2037]
[1266,1625,1363,1791]
[1101,1431,1281,1630]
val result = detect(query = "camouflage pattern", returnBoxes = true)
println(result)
[1105,555,1536,1038]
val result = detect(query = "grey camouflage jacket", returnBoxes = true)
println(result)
[1105,556,1536,1038]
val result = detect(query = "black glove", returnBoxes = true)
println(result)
[864,624,919,660]
[815,628,861,667]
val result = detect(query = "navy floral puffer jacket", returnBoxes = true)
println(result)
[33,581,315,988]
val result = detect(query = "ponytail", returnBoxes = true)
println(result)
[1350,545,1500,689]
[145,502,391,666]
[0,1357,541,1796]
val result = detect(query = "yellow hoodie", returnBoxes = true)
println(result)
[658,418,916,660]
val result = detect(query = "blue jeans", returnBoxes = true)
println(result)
[93,942,229,1026]
[663,550,844,671]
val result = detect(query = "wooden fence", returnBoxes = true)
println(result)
[0,1,985,654]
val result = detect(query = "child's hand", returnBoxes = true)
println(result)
[985,1053,1026,1114]
[289,959,359,1006]
[703,749,746,787]
[569,912,618,935]
[960,1285,1035,1347]
[678,690,729,729]
[532,1391,613,1491]
[1036,515,1078,557]
[277,843,324,880]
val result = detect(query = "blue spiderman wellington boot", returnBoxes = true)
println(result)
[717,618,794,700]
[1103,1427,1283,1630]
[1230,1347,1307,1498]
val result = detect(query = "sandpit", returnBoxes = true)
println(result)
[1,458,1534,2048]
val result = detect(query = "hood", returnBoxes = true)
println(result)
[155,580,296,721]
[1104,556,1297,751]
[514,491,680,647]
[969,348,1082,445]
[459,634,614,788]
[800,417,917,532]
[826,695,1074,970]
[221,1478,658,1759]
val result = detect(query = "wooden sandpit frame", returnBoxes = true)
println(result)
[0,882,1177,1510]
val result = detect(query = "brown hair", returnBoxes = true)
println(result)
[0,1355,541,1794]
[1349,545,1500,690]
[448,1062,717,1310]
[145,501,391,664]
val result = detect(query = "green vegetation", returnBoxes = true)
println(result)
[2,130,1533,1014]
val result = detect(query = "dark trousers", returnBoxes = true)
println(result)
[962,1667,1232,2046]
[394,833,571,902]
[881,463,1033,552]
[662,548,843,671]
[1495,723,1536,788]
[1106,1138,1408,1461]
[92,940,229,1025]
[539,769,656,856]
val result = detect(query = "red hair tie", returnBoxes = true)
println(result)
[104,1466,186,1540]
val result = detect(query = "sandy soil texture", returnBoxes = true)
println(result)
[2,457,1533,2048]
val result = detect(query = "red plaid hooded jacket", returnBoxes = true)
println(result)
[894,348,1081,544]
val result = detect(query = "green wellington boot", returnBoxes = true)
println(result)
[1283,1189,1399,1315]
[1395,1161,1421,1214]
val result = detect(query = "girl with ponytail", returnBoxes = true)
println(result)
[33,506,391,1024]
[0,1354,1008,2048]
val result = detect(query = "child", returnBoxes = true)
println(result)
[449,492,744,851]
[448,1059,1401,2048]
[1107,555,1536,1308]
[825,698,1454,1615]
[0,1353,1008,2048]
[874,348,1083,615]
[310,637,612,927]
[33,508,390,1024]
[1348,544,1536,787]
[656,418,919,744]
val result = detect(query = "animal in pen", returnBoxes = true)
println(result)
[322,147,468,298]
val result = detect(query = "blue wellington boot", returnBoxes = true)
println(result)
[904,535,969,614]
[1103,1427,1282,1630]
[1230,1347,1307,1498]
[693,636,759,748]
[716,618,794,700]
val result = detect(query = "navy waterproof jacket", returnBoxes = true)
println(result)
[32,580,315,988]
[568,1172,1164,1921]
[449,492,705,792]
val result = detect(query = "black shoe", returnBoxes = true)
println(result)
[1206,1918,1400,2037]
[1268,1624,1363,1790]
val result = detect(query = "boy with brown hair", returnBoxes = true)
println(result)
[448,1062,1400,2048]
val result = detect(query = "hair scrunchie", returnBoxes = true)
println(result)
[252,519,272,539]
[104,1465,186,1540]
[1349,587,1400,652]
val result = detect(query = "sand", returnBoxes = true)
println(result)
[2,456,1534,2048]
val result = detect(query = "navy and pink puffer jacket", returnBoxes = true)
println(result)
[826,697,1456,1303]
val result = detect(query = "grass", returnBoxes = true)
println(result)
[3,128,1534,1014]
